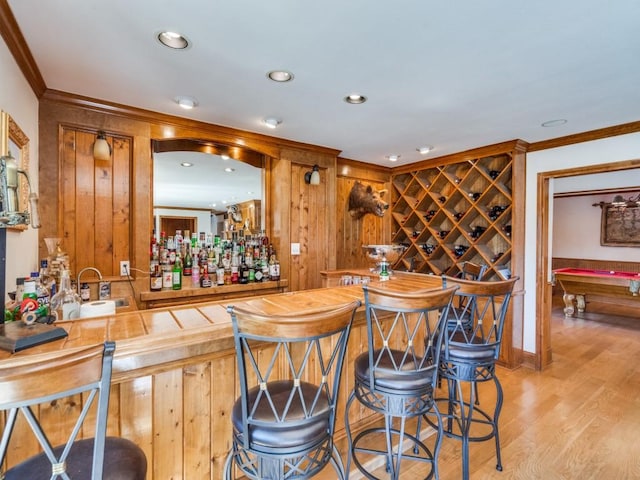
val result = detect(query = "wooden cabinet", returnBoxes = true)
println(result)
[390,142,525,281]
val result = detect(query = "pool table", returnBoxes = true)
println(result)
[553,267,640,316]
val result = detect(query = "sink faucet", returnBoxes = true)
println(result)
[77,267,103,299]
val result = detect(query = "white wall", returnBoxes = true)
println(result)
[0,37,39,294]
[525,132,640,353]
[553,193,640,261]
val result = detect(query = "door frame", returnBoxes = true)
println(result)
[535,159,640,369]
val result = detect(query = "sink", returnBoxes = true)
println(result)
[112,297,130,308]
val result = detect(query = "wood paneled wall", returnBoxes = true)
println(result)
[335,158,393,270]
[38,91,341,295]
[59,127,132,277]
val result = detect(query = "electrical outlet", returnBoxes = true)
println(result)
[120,260,130,276]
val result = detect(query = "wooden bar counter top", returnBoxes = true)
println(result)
[0,271,443,479]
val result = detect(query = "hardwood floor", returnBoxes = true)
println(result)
[325,299,640,479]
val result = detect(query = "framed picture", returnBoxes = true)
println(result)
[600,204,640,246]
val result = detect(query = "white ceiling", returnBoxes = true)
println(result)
[8,0,640,166]
[6,1,640,208]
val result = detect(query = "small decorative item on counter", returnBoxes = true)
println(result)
[80,282,91,302]
[378,262,390,281]
[50,269,81,321]
[99,281,111,300]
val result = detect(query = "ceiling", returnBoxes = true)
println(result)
[7,0,640,168]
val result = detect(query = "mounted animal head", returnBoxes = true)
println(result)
[227,204,243,223]
[348,181,389,219]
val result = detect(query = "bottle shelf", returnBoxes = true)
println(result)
[390,150,518,280]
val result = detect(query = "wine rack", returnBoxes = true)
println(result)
[391,150,518,280]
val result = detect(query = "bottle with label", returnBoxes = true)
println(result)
[379,262,390,281]
[200,263,212,288]
[32,270,51,312]
[269,254,280,281]
[80,282,91,302]
[172,253,183,290]
[239,255,249,284]
[183,245,193,277]
[150,264,162,291]
[50,269,81,321]
[162,263,173,289]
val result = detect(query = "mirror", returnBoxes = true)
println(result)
[0,111,30,231]
[152,139,264,241]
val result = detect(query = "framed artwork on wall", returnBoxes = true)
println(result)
[600,204,640,246]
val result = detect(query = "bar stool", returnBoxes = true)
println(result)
[0,341,147,479]
[224,300,360,480]
[344,284,457,480]
[428,275,518,480]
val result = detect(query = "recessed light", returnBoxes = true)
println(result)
[417,146,433,155]
[180,162,193,167]
[175,96,197,109]
[344,94,367,104]
[267,70,294,82]
[221,154,230,160]
[263,117,281,129]
[386,155,400,162]
[225,167,235,173]
[157,31,190,49]
[541,119,567,127]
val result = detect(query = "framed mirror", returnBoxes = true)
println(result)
[152,139,264,241]
[0,111,30,231]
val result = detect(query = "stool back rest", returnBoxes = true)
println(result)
[458,261,487,281]
[0,341,115,478]
[227,301,360,446]
[362,285,458,389]
[441,275,518,358]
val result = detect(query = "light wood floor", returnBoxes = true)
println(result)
[323,299,640,479]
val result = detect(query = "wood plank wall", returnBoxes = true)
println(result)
[335,158,393,270]
[59,127,132,277]
[38,92,341,295]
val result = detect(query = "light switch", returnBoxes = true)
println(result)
[291,243,301,255]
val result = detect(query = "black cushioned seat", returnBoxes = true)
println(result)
[354,350,435,393]
[231,380,330,450]
[5,437,147,480]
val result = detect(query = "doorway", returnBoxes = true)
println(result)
[536,160,640,369]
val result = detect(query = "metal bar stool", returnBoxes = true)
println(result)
[224,299,360,480]
[0,342,147,479]
[425,275,518,480]
[344,284,457,480]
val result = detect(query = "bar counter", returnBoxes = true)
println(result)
[0,271,442,479]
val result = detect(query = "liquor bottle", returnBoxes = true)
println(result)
[162,262,172,290]
[239,255,250,284]
[268,254,280,281]
[468,192,481,201]
[254,259,264,282]
[379,262,390,281]
[172,253,182,290]
[191,262,200,286]
[183,245,193,277]
[80,282,91,302]
[200,262,212,288]
[150,264,162,291]
[50,269,81,321]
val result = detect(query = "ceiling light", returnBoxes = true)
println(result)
[267,70,294,82]
[541,119,567,127]
[344,94,367,104]
[386,155,400,162]
[180,162,193,167]
[225,167,235,173]
[221,154,230,160]
[175,96,197,109]
[417,146,433,155]
[157,31,190,49]
[263,117,281,129]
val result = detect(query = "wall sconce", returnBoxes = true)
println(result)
[93,131,111,161]
[304,165,320,185]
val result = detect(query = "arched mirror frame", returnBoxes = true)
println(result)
[151,137,271,236]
